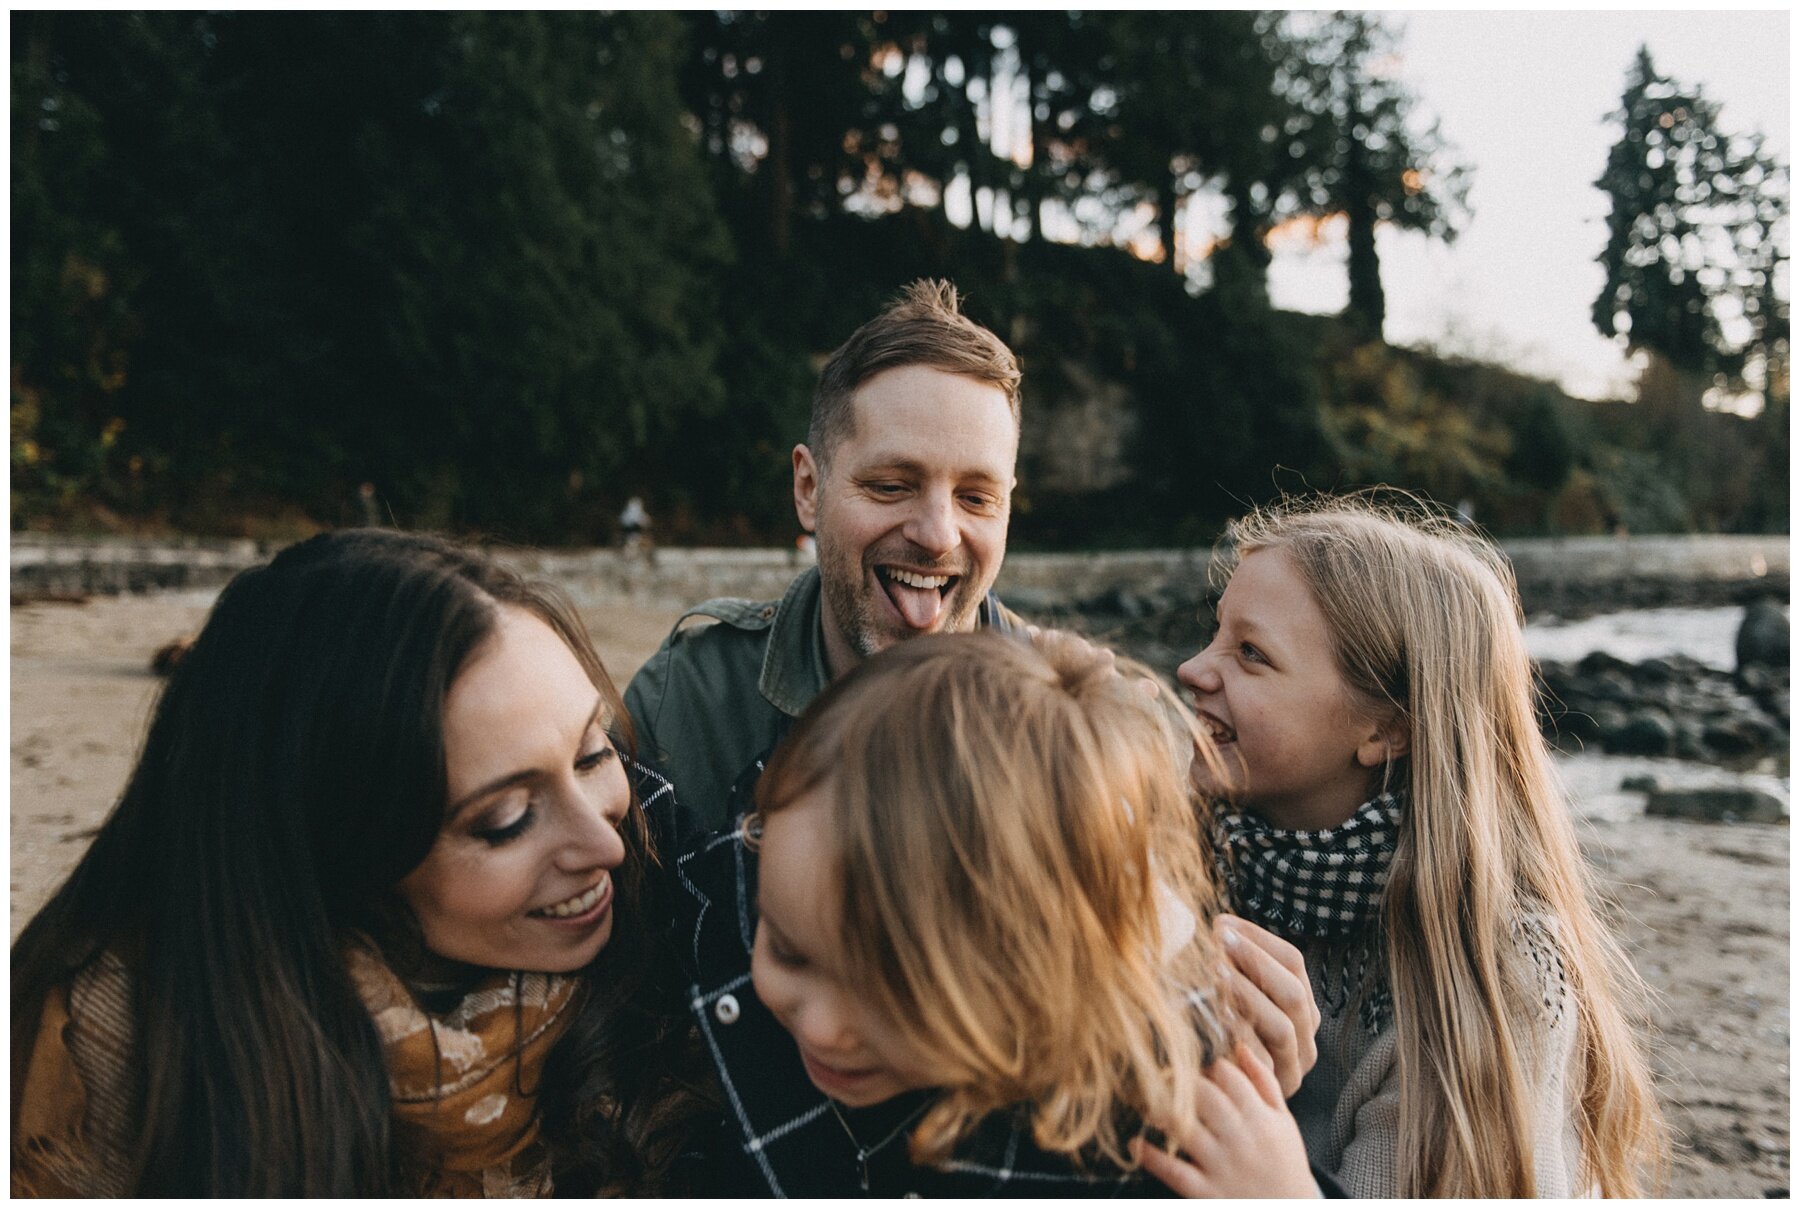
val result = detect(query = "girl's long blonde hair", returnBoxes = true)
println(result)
[755,631,1232,1169]
[1221,492,1667,1197]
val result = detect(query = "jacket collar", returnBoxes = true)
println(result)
[757,566,831,719]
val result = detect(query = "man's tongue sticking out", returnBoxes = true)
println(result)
[886,576,945,630]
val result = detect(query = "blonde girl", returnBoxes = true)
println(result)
[673,630,1325,1196]
[1177,492,1667,1197]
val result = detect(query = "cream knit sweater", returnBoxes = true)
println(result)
[1288,920,1584,1197]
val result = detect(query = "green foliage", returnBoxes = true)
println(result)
[12,12,727,538]
[1504,388,1580,495]
[13,14,171,523]
[9,13,1782,543]
[1085,12,1284,270]
[1319,343,1510,505]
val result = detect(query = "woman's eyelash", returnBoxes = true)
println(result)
[576,744,616,772]
[469,738,612,845]
[474,807,535,847]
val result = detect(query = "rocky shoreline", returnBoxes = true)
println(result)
[1539,597,1789,759]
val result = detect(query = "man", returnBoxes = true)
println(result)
[625,279,1023,845]
[628,280,1322,1186]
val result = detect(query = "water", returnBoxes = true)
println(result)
[1525,604,1790,821]
[1525,605,1743,671]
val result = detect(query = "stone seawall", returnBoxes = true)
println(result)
[10,532,1788,615]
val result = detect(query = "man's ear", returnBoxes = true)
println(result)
[793,444,820,533]
[1354,714,1410,769]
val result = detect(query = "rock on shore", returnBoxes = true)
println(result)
[1537,601,1790,765]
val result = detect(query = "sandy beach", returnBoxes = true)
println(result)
[9,591,1788,1197]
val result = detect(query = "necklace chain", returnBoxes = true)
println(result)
[826,1098,930,1192]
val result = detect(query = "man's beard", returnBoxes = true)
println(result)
[817,535,981,661]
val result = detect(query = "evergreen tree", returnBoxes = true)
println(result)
[1276,13,1469,341]
[12,12,729,538]
[679,12,875,256]
[1592,47,1741,382]
[1097,11,1285,276]
[1592,43,1789,534]
[1593,46,1789,530]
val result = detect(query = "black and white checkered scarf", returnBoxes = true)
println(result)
[1212,791,1404,1033]
[1212,791,1404,939]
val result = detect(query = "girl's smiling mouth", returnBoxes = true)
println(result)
[1195,708,1237,745]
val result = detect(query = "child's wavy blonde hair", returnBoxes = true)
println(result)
[754,630,1233,1169]
[1219,490,1667,1196]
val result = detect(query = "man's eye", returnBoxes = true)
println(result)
[1239,642,1267,665]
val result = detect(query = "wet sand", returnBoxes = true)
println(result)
[9,592,1788,1196]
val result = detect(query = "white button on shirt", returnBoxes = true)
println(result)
[714,993,741,1025]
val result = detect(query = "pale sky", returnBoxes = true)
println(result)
[1266,9,1791,403]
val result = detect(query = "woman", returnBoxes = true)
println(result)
[12,529,706,1196]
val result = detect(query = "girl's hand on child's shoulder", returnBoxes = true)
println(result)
[1215,915,1320,1097]
[1132,1044,1321,1199]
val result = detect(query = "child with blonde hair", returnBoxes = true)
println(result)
[672,631,1332,1197]
[1177,492,1667,1197]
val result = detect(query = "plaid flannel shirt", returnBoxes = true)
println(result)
[666,760,1347,1199]
[671,770,1156,1197]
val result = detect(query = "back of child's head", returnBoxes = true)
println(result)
[1218,493,1666,1195]
[755,630,1228,1168]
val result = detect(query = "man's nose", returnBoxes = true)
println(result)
[902,489,958,559]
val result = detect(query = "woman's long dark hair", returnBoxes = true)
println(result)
[10,529,693,1195]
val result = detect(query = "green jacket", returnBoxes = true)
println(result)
[624,564,1020,845]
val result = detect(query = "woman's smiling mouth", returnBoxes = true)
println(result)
[528,874,612,923]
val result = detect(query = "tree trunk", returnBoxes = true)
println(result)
[1343,125,1384,342]
[1020,52,1045,243]
[1158,173,1179,273]
[1222,180,1271,306]
[766,36,793,257]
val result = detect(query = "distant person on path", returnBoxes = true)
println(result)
[624,280,1025,846]
[1175,493,1668,1196]
[618,495,652,560]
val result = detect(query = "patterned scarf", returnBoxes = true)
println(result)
[345,946,582,1196]
[1212,792,1405,1033]
[15,948,581,1197]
